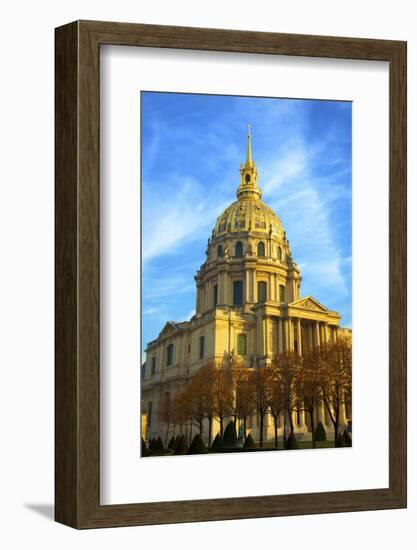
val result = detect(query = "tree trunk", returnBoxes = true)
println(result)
[274,417,279,449]
[165,423,169,447]
[243,417,247,438]
[220,417,224,439]
[259,413,264,448]
[208,416,213,447]
[287,406,294,432]
[310,411,316,449]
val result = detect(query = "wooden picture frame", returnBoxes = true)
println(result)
[55,20,407,529]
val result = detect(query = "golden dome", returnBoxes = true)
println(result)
[213,126,284,238]
[213,198,284,238]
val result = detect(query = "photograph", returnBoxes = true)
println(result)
[140,91,352,457]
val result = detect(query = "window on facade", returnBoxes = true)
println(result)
[237,333,247,356]
[166,343,174,367]
[279,285,285,303]
[257,241,265,257]
[258,281,267,303]
[217,244,223,258]
[245,174,251,183]
[233,280,243,306]
[147,401,152,427]
[151,357,156,376]
[213,284,218,307]
[235,241,243,257]
[188,344,191,353]
[277,246,282,261]
[199,336,205,360]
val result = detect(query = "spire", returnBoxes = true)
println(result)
[237,125,261,200]
[246,124,253,166]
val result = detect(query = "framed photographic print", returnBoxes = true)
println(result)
[55,20,407,528]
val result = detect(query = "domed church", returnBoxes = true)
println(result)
[142,128,351,443]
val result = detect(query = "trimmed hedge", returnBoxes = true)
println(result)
[335,433,346,447]
[243,433,256,449]
[223,421,237,447]
[174,434,188,455]
[285,431,299,450]
[342,429,352,447]
[141,437,149,457]
[211,433,222,449]
[315,422,327,442]
[188,433,207,454]
[167,436,176,450]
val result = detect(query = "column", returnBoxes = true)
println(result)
[245,270,250,303]
[264,317,269,357]
[314,321,320,348]
[288,319,294,351]
[250,270,255,302]
[269,273,275,301]
[278,318,283,353]
[324,323,329,343]
[297,318,302,356]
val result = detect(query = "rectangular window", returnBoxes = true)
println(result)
[213,284,218,307]
[151,357,156,376]
[147,401,152,427]
[233,280,243,306]
[166,343,174,366]
[199,336,205,360]
[279,285,285,302]
[237,333,247,356]
[258,281,267,303]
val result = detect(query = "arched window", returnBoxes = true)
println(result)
[237,333,247,356]
[235,241,243,257]
[279,285,285,303]
[166,343,174,367]
[245,174,251,183]
[257,241,265,257]
[277,246,282,261]
[217,244,223,258]
[257,281,267,303]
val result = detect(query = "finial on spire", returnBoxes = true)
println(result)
[246,123,253,165]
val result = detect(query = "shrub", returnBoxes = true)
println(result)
[148,437,156,450]
[211,433,222,449]
[188,433,207,454]
[285,431,299,450]
[342,429,352,447]
[175,434,188,455]
[141,437,149,457]
[222,421,237,447]
[335,433,346,447]
[315,422,327,442]
[167,436,176,450]
[154,436,164,451]
[243,433,256,449]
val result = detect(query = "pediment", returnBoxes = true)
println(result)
[290,296,329,313]
[159,321,178,338]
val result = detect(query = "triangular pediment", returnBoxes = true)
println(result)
[290,296,329,313]
[159,321,178,338]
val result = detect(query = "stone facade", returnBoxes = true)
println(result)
[141,128,351,443]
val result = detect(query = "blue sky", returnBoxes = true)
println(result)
[141,92,352,354]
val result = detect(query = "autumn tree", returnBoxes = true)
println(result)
[195,362,217,446]
[320,339,352,446]
[157,391,173,446]
[250,366,270,447]
[273,352,303,436]
[231,360,255,438]
[188,372,206,436]
[267,366,285,449]
[295,348,323,448]
[212,362,233,438]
